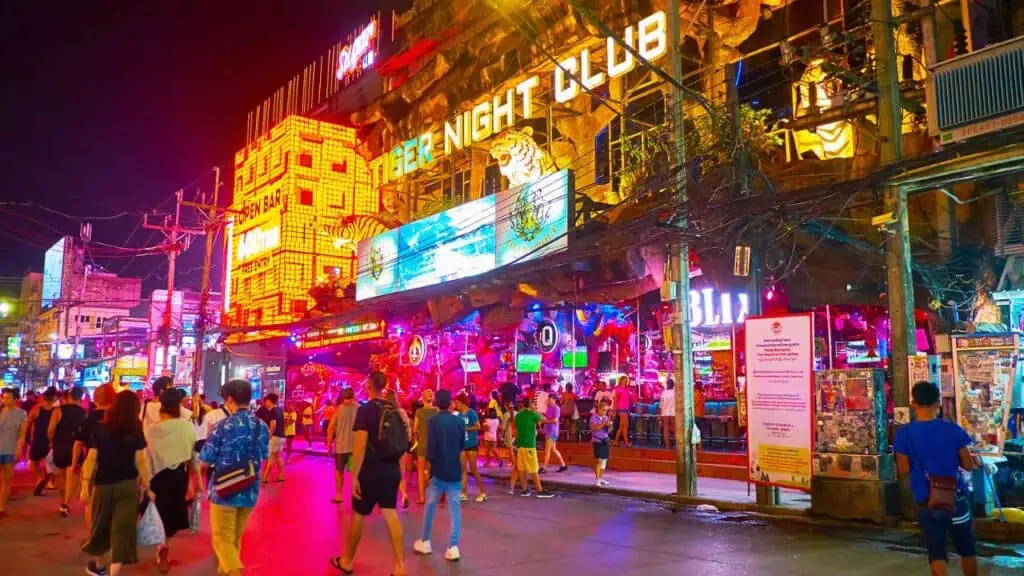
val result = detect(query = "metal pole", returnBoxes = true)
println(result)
[873,0,916,409]
[191,168,221,396]
[162,190,183,382]
[669,0,697,498]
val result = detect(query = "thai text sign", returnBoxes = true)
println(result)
[745,314,814,491]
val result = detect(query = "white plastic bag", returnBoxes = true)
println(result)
[45,451,57,474]
[189,497,202,535]
[137,501,166,546]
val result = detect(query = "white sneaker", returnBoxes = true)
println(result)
[475,494,488,503]
[413,539,433,555]
[445,546,461,561]
[599,479,611,486]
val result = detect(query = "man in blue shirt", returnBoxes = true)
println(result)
[894,380,978,576]
[456,392,487,503]
[414,389,466,562]
[199,379,270,576]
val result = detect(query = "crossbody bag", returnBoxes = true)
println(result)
[212,413,260,498]
[906,425,958,512]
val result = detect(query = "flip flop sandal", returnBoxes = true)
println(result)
[330,556,354,574]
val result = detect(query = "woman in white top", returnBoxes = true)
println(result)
[660,379,676,449]
[147,389,198,573]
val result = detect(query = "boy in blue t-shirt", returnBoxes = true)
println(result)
[455,393,487,503]
[894,380,978,575]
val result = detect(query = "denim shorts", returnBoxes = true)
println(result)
[917,493,976,563]
[0,454,14,465]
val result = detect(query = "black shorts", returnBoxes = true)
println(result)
[352,471,400,517]
[29,443,50,463]
[593,440,610,460]
[52,444,76,469]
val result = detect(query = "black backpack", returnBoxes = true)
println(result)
[371,400,409,460]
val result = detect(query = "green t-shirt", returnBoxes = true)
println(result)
[514,409,542,449]
[415,406,438,442]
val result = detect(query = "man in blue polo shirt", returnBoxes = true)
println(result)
[413,390,465,562]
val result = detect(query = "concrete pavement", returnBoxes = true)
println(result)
[1,456,1022,575]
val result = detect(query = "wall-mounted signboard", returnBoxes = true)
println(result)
[356,169,574,301]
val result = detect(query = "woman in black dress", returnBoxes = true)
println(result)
[146,389,196,573]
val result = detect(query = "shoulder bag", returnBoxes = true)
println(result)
[212,413,261,498]
[906,424,957,512]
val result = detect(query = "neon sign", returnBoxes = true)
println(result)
[337,19,377,80]
[236,225,280,262]
[296,321,385,349]
[369,10,667,189]
[689,289,750,329]
[537,320,560,354]
[407,335,425,366]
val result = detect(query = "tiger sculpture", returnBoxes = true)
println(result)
[488,127,557,187]
[324,214,399,250]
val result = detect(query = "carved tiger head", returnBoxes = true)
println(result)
[489,127,555,187]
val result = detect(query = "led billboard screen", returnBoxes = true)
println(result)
[356,169,573,301]
[495,170,573,267]
[42,237,69,309]
[398,194,495,291]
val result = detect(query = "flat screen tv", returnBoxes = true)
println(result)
[460,354,482,373]
[561,347,588,369]
[517,354,542,373]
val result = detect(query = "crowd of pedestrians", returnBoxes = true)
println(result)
[0,372,577,575]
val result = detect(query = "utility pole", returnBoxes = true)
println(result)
[183,167,223,396]
[144,190,196,386]
[669,0,697,498]
[872,0,916,409]
[70,223,91,386]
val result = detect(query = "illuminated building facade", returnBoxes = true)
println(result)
[225,116,377,329]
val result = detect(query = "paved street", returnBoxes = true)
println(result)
[1,456,1022,575]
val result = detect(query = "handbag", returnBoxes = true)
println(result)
[137,501,167,546]
[212,414,260,499]
[906,425,957,512]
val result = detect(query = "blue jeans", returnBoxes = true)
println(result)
[422,477,461,548]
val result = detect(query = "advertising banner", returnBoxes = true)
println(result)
[356,169,574,301]
[745,313,814,490]
[398,194,496,291]
[952,334,1018,456]
[495,170,573,267]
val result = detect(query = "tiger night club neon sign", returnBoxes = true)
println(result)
[369,10,668,189]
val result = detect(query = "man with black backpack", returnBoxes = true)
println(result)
[331,371,408,576]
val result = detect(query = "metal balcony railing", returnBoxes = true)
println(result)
[928,35,1024,143]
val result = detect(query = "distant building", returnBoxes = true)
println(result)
[148,289,222,386]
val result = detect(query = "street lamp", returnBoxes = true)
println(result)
[0,301,10,318]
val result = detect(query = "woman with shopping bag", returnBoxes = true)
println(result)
[81,390,154,576]
[146,389,198,573]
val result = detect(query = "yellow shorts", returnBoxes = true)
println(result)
[517,448,539,474]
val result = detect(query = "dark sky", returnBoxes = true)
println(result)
[0,0,383,297]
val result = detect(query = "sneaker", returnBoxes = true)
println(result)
[520,489,534,497]
[413,539,433,555]
[506,487,516,496]
[557,465,568,472]
[458,493,469,502]
[538,467,547,474]
[599,479,612,487]
[445,546,461,561]
[59,505,70,518]
[86,561,109,576]
[535,490,555,499]
[475,494,487,503]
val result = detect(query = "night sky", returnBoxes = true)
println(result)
[0,1,384,298]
